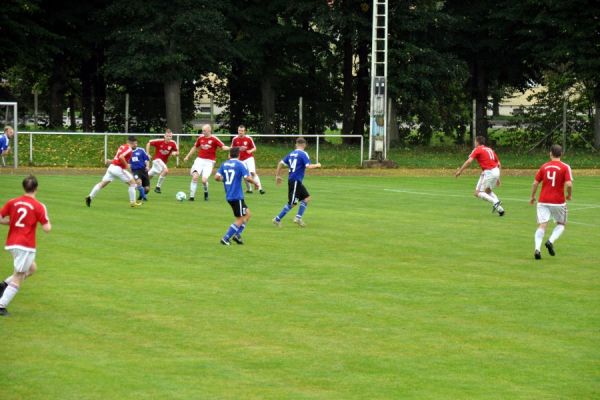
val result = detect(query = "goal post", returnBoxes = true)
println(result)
[1,102,18,168]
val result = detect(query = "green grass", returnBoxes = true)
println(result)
[11,132,600,168]
[0,173,599,399]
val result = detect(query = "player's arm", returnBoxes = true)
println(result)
[307,162,321,169]
[0,215,9,225]
[565,180,573,201]
[530,180,541,205]
[183,145,198,162]
[275,160,286,185]
[455,157,474,177]
[214,172,223,182]
[145,141,152,155]
[119,153,130,170]
[42,222,52,232]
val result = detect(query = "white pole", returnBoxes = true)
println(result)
[14,103,18,168]
[125,93,129,133]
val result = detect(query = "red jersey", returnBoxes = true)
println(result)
[148,139,178,163]
[111,144,133,168]
[469,145,499,170]
[231,136,256,161]
[194,135,225,161]
[535,160,573,204]
[1,195,49,252]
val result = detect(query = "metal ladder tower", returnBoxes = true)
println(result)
[368,0,388,161]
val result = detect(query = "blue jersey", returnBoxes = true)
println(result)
[130,147,149,170]
[0,134,9,152]
[282,149,311,182]
[217,159,249,201]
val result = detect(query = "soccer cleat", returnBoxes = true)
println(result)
[220,238,231,246]
[246,190,254,194]
[85,196,92,207]
[130,201,143,208]
[492,201,502,213]
[534,250,541,260]
[204,192,209,201]
[498,210,505,217]
[272,217,282,227]
[259,189,266,195]
[154,187,162,194]
[232,235,244,245]
[293,217,306,227]
[545,240,556,256]
[189,197,195,201]
[0,281,7,297]
[0,308,9,316]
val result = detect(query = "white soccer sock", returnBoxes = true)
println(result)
[128,185,136,202]
[489,192,499,203]
[477,192,495,203]
[4,275,13,283]
[254,175,262,190]
[203,182,208,193]
[157,176,165,188]
[190,181,197,197]
[245,181,252,191]
[89,183,102,198]
[534,228,545,251]
[0,283,19,308]
[548,224,565,243]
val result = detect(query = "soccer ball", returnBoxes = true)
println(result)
[175,191,187,201]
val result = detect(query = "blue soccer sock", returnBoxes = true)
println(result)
[223,224,239,241]
[296,201,307,219]
[137,186,146,200]
[237,223,246,237]
[276,204,292,221]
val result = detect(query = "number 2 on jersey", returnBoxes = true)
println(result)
[15,207,28,227]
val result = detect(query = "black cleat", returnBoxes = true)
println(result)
[246,190,253,194]
[545,240,555,256]
[498,210,505,217]
[0,307,9,316]
[154,187,162,194]
[259,189,266,195]
[0,281,7,297]
[85,196,92,207]
[220,238,230,246]
[534,250,541,260]
[232,235,244,245]
[204,192,209,201]
[188,197,195,201]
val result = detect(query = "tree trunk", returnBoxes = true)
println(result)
[260,73,276,136]
[594,96,600,149]
[341,36,353,136]
[351,38,369,143]
[164,79,182,133]
[472,59,489,140]
[48,56,66,128]
[228,62,244,135]
[492,94,500,117]
[93,47,106,132]
[68,94,76,130]
[80,58,93,132]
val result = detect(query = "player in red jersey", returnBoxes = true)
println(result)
[146,128,179,194]
[0,175,51,316]
[529,144,573,260]
[85,136,142,208]
[231,125,265,194]
[455,136,505,216]
[183,124,230,201]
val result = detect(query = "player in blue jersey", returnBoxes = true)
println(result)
[130,140,150,201]
[272,137,321,227]
[1,126,14,163]
[215,147,257,245]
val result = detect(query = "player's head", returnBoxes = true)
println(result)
[202,124,212,136]
[296,137,307,148]
[237,125,246,136]
[550,144,563,158]
[128,135,137,146]
[229,146,240,159]
[22,175,38,193]
[475,136,486,146]
[165,129,173,140]
[4,126,14,138]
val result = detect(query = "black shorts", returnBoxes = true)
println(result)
[132,168,149,187]
[288,180,309,205]
[228,199,249,217]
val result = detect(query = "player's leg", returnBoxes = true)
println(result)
[545,206,567,256]
[153,160,167,193]
[87,171,112,206]
[201,162,212,201]
[233,202,250,244]
[222,201,242,245]
[0,251,35,315]
[190,172,199,200]
[157,165,169,190]
[475,172,495,204]
[273,181,297,225]
[534,204,551,259]
[118,169,140,206]
[293,184,311,227]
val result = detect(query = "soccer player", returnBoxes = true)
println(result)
[0,175,52,316]
[231,125,265,194]
[130,140,150,201]
[146,128,179,194]
[272,137,322,227]
[455,135,505,216]
[215,147,257,245]
[183,124,230,201]
[529,144,573,260]
[1,126,14,158]
[85,135,142,208]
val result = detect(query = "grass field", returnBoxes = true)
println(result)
[0,172,598,399]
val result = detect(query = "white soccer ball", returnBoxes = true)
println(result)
[175,191,187,201]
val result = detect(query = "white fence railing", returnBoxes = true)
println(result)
[15,131,364,167]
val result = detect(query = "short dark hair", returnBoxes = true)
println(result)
[230,146,240,158]
[128,135,137,142]
[238,125,246,130]
[23,175,38,193]
[550,144,563,157]
[476,136,486,145]
[296,137,306,145]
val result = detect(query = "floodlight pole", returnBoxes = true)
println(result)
[368,0,388,162]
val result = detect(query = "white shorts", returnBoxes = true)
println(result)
[149,159,167,177]
[191,158,215,180]
[476,167,500,192]
[102,164,134,184]
[7,248,36,273]
[242,157,256,174]
[537,203,567,225]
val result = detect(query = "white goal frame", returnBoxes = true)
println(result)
[0,102,18,168]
